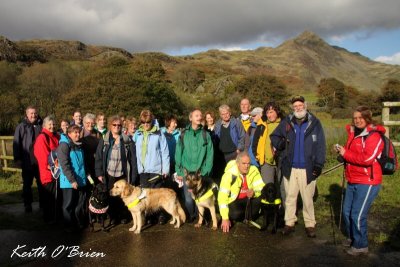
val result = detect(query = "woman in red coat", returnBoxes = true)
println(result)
[336,106,384,256]
[34,116,60,223]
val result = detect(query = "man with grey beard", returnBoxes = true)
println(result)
[270,96,326,238]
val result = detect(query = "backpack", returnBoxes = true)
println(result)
[367,131,398,175]
[39,132,60,179]
[376,133,398,175]
[48,149,60,179]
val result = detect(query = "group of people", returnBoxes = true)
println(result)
[13,96,385,256]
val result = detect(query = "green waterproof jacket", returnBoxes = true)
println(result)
[175,124,214,177]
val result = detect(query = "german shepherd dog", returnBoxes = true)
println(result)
[88,183,110,232]
[260,183,281,234]
[185,170,218,230]
[110,180,186,234]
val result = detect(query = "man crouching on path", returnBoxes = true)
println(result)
[218,151,265,233]
[270,96,326,238]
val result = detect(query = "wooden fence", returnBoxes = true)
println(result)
[382,102,400,147]
[0,136,21,173]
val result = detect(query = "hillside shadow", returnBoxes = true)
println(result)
[385,221,400,251]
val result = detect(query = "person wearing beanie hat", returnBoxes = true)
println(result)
[270,96,326,238]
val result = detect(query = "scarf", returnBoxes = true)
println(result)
[140,125,158,168]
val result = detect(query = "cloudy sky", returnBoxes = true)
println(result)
[1,0,400,64]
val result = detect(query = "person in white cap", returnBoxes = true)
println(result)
[247,107,263,167]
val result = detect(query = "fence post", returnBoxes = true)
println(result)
[1,138,7,170]
[382,106,390,138]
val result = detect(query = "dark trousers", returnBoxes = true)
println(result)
[139,173,168,222]
[228,197,261,221]
[62,187,87,228]
[223,151,238,163]
[139,173,164,189]
[42,180,61,222]
[107,175,131,222]
[22,166,43,208]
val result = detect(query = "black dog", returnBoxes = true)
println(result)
[88,183,110,232]
[260,183,282,234]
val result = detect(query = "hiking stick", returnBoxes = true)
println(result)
[329,199,337,245]
[338,168,346,231]
[244,198,262,230]
[54,178,58,222]
[321,163,344,176]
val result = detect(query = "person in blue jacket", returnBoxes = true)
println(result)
[57,125,87,232]
[214,104,246,166]
[134,110,170,224]
[160,114,180,176]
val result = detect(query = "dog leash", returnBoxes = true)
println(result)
[148,175,161,183]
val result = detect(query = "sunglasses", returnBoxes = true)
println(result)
[112,124,122,127]
[141,121,152,124]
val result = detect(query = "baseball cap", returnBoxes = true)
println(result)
[250,107,263,116]
[291,95,305,104]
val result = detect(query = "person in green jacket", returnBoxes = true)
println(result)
[175,108,214,221]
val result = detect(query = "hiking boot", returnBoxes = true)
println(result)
[305,227,316,238]
[281,225,295,235]
[342,238,352,247]
[345,247,368,256]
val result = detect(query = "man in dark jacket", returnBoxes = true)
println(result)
[270,96,326,238]
[13,106,43,213]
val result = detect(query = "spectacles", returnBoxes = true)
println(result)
[141,121,152,124]
[112,124,122,127]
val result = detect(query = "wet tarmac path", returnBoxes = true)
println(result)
[2,203,400,267]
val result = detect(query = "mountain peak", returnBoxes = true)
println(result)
[292,30,327,46]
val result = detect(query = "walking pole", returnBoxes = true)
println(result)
[321,163,344,176]
[338,168,346,231]
[54,177,58,222]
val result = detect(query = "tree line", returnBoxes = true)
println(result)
[316,77,400,118]
[1,54,398,134]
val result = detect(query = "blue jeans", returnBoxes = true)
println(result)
[343,183,380,249]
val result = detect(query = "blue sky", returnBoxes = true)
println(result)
[0,0,399,64]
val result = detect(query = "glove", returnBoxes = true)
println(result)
[312,166,322,178]
[337,155,345,163]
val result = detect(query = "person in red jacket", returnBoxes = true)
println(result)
[336,106,384,256]
[34,116,60,223]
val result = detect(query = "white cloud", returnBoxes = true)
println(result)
[218,47,247,52]
[375,52,400,65]
[0,0,399,53]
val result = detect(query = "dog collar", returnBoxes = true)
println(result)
[127,188,147,209]
[89,202,109,214]
[195,183,218,203]
[261,198,282,205]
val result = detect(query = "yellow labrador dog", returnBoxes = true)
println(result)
[110,180,186,234]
